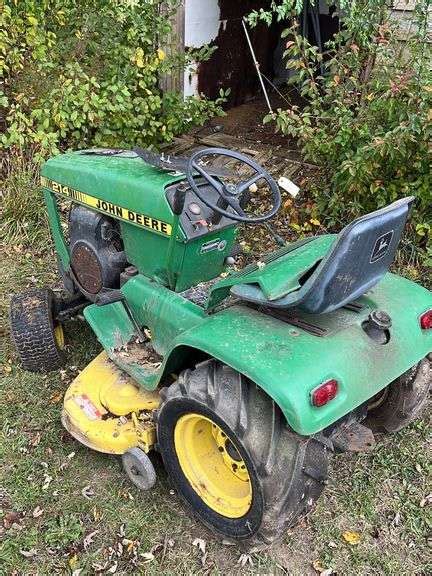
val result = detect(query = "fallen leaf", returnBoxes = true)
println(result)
[420,494,432,507]
[81,485,95,499]
[69,554,78,568]
[342,530,361,545]
[391,512,401,527]
[50,391,63,403]
[42,474,53,491]
[30,433,41,447]
[20,548,38,558]
[140,552,154,563]
[32,506,44,518]
[237,553,253,567]
[107,561,118,573]
[3,511,21,528]
[83,530,99,551]
[192,537,206,555]
[313,559,324,572]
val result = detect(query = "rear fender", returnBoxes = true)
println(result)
[166,274,432,436]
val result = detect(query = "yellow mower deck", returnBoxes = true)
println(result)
[62,352,160,454]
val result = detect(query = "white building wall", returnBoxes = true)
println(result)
[183,0,221,97]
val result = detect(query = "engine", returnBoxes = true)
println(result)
[65,205,127,298]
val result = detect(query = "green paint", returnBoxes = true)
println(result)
[84,272,432,436]
[207,236,335,308]
[41,151,237,291]
[43,150,432,436]
[43,189,70,267]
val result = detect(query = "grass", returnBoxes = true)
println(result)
[0,163,431,574]
[0,154,50,249]
[1,248,431,575]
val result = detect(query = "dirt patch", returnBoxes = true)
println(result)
[113,339,163,369]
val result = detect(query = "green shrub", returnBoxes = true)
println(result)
[262,1,431,264]
[0,0,226,160]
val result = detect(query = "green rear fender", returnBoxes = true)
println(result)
[166,274,432,436]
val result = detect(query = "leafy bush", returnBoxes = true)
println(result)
[262,1,431,264]
[0,0,226,159]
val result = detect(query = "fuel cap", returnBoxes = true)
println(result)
[368,310,392,330]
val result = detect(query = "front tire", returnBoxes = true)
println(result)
[156,360,328,548]
[10,288,66,373]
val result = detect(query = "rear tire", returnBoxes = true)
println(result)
[367,357,431,433]
[156,360,328,548]
[10,288,66,373]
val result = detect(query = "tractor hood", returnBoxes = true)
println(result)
[41,150,182,230]
[84,271,432,436]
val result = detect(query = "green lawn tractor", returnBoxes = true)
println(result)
[10,147,432,548]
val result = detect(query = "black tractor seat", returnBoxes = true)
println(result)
[208,197,415,314]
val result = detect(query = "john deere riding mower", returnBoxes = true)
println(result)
[10,147,432,547]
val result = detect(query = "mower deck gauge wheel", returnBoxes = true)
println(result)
[122,447,156,491]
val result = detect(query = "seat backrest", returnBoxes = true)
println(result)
[297,196,415,313]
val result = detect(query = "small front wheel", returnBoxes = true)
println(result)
[122,448,156,491]
[10,288,66,372]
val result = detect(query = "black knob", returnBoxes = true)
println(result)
[369,310,392,330]
[173,183,188,215]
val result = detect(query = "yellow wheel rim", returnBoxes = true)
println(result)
[54,324,65,349]
[174,413,252,518]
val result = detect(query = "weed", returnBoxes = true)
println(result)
[0,153,49,248]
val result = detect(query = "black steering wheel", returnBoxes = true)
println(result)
[186,148,282,223]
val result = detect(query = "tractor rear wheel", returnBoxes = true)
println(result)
[366,357,431,433]
[10,288,66,373]
[156,360,328,548]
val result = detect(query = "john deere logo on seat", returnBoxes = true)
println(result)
[370,230,394,263]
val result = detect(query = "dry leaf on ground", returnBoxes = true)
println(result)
[342,530,361,545]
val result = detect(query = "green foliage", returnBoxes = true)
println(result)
[248,0,351,26]
[0,0,226,160]
[265,0,432,264]
[44,514,84,547]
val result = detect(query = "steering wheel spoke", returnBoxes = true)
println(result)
[238,172,265,195]
[187,148,282,224]
[192,161,223,194]
[223,196,247,217]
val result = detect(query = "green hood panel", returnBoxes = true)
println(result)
[41,151,182,227]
